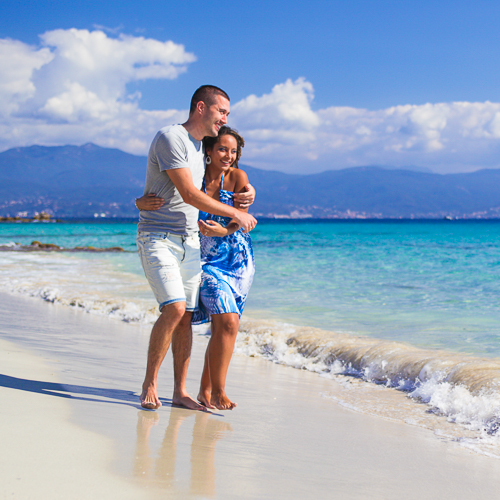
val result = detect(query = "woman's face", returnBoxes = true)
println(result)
[207,134,238,171]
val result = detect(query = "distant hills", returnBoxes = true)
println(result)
[0,143,144,217]
[244,165,500,218]
[1,143,500,219]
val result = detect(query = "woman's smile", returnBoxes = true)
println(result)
[207,134,238,171]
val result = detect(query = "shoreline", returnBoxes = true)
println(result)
[4,276,500,451]
[3,292,500,498]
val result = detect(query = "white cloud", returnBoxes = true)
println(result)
[0,39,53,116]
[0,29,193,151]
[40,82,111,122]
[2,30,500,174]
[314,101,500,170]
[233,78,319,132]
[31,29,195,117]
[231,81,500,173]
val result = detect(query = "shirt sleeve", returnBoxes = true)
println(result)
[154,130,189,172]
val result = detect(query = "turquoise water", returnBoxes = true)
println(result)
[2,219,500,357]
[247,220,500,357]
[0,221,138,251]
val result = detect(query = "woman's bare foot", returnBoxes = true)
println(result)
[140,384,161,410]
[211,391,237,410]
[172,390,207,411]
[197,390,216,409]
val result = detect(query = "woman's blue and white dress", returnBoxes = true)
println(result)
[192,174,255,324]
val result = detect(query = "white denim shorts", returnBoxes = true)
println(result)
[137,231,201,311]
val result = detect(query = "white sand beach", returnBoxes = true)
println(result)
[2,292,500,499]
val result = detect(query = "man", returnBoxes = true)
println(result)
[137,85,257,410]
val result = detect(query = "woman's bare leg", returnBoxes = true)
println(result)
[197,343,214,408]
[207,313,239,410]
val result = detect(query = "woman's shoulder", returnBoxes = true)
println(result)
[225,168,249,191]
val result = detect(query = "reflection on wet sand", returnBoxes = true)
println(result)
[134,409,232,497]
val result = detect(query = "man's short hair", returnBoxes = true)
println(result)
[189,85,230,115]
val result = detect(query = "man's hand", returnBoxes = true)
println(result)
[135,193,165,211]
[232,210,257,233]
[233,183,256,209]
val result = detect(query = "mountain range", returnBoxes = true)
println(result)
[1,143,500,219]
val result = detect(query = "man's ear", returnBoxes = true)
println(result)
[196,100,206,115]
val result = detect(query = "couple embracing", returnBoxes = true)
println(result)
[136,85,257,411]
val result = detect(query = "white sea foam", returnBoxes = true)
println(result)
[0,250,159,324]
[0,241,21,249]
[10,284,159,324]
[235,317,500,456]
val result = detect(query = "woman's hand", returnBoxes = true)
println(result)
[135,193,165,211]
[199,219,238,237]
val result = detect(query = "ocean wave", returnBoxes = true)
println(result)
[236,318,500,447]
[8,284,159,324]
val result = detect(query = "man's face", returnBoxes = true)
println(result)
[201,95,230,137]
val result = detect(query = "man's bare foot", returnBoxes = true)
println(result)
[141,384,161,410]
[211,391,237,410]
[197,389,216,409]
[172,392,207,411]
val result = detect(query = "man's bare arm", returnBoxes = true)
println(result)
[166,168,257,232]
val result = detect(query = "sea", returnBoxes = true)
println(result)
[2,218,500,457]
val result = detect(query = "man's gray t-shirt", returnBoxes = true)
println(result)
[138,125,205,236]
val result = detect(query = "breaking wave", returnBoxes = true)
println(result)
[236,318,500,453]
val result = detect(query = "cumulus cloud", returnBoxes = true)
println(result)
[233,78,319,132]
[0,29,193,152]
[313,100,500,171]
[2,30,500,174]
[231,79,500,173]
[0,38,53,116]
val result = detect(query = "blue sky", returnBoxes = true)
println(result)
[2,0,500,174]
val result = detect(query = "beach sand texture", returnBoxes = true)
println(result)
[2,292,500,499]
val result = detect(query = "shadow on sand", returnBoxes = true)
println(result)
[0,373,174,409]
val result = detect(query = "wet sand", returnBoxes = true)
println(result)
[2,292,500,499]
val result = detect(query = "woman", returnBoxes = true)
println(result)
[136,126,255,410]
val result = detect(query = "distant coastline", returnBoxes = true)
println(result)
[3,216,500,226]
[3,143,500,220]
[0,212,56,223]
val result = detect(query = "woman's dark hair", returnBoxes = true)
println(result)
[203,126,245,169]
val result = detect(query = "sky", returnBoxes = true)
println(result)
[2,0,500,174]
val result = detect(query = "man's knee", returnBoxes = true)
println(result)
[160,301,187,322]
[176,310,193,332]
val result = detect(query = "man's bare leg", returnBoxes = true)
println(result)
[140,302,186,409]
[197,343,215,408]
[171,311,205,410]
[207,313,239,410]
